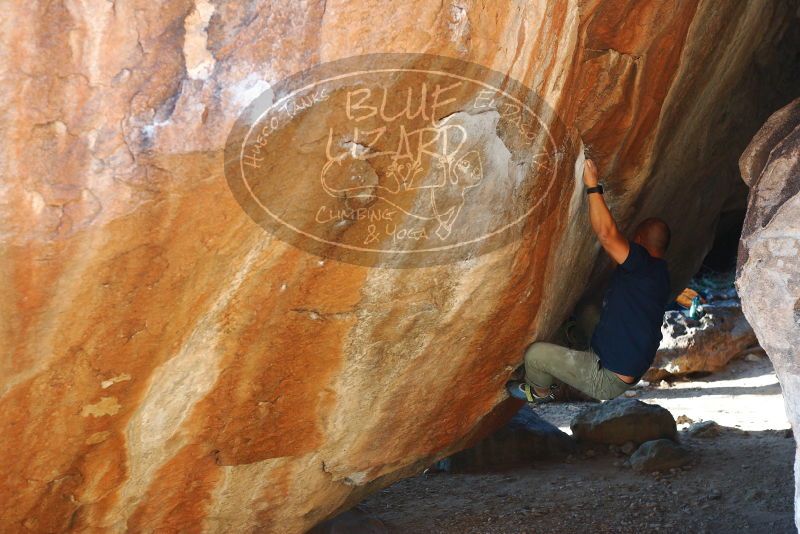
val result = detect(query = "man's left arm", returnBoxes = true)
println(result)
[583,159,629,264]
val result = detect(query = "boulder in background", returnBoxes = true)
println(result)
[737,96,800,532]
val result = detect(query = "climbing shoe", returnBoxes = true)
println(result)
[505,380,555,403]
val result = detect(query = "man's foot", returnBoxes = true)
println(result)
[505,381,556,403]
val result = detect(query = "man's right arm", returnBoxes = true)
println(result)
[583,159,629,264]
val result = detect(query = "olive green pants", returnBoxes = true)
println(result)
[523,302,634,401]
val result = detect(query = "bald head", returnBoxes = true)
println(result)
[634,218,671,258]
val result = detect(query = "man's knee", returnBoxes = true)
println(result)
[594,380,633,401]
[523,341,562,365]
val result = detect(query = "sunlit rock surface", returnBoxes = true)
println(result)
[645,301,758,382]
[737,96,800,531]
[1,1,798,532]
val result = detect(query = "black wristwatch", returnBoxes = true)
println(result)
[586,184,604,195]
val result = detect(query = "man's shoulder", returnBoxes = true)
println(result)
[619,241,648,272]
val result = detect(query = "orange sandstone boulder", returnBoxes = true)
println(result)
[1,1,798,532]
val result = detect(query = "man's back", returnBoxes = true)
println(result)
[591,241,671,378]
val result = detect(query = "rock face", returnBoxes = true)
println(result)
[1,1,799,532]
[736,96,800,531]
[570,398,677,446]
[644,302,758,382]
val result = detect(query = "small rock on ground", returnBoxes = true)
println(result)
[630,439,692,472]
[686,420,722,438]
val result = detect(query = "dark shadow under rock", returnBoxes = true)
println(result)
[308,506,387,534]
[444,406,576,473]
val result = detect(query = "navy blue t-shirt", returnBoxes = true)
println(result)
[590,241,671,378]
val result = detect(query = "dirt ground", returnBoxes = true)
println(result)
[361,356,795,533]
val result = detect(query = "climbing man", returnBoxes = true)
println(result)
[507,158,672,402]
